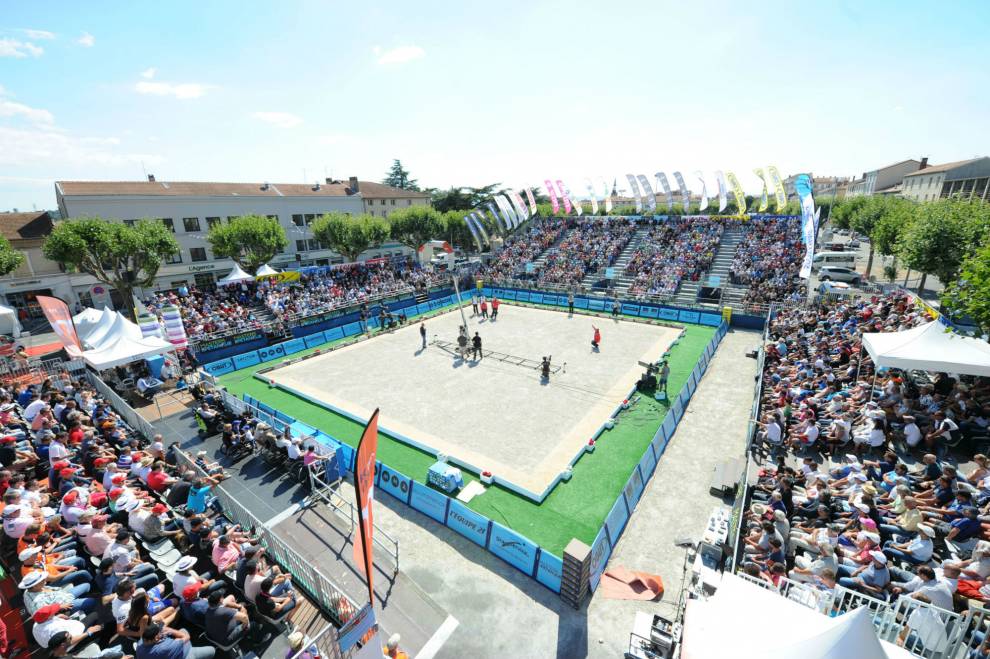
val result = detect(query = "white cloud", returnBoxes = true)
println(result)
[135,80,210,99]
[140,67,157,79]
[252,111,303,128]
[373,45,425,65]
[0,99,55,124]
[76,32,95,47]
[0,126,161,168]
[0,38,44,58]
[22,29,56,40]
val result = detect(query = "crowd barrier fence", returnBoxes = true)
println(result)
[86,371,158,441]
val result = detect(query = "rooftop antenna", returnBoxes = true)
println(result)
[140,160,148,180]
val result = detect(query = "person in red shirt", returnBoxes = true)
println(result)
[67,423,85,446]
[491,297,500,320]
[145,462,175,493]
[592,325,601,350]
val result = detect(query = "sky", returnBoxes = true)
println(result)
[1,0,989,211]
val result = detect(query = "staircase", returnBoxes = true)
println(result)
[672,225,744,307]
[248,301,279,327]
[529,224,575,271]
[581,223,653,291]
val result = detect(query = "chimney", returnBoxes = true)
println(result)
[919,157,929,170]
[261,182,270,191]
[348,176,359,193]
[147,174,156,182]
[325,177,332,185]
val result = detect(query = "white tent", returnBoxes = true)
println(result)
[680,573,913,659]
[70,307,175,370]
[81,333,175,370]
[0,304,22,338]
[75,307,117,346]
[862,321,990,377]
[80,312,143,350]
[254,263,279,277]
[218,263,254,286]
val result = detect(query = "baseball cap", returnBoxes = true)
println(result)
[182,583,202,601]
[108,487,124,499]
[32,603,62,623]
[151,503,167,515]
[869,550,888,564]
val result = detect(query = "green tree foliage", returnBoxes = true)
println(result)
[207,214,288,273]
[439,210,478,252]
[0,236,25,276]
[943,244,990,334]
[311,212,390,262]
[386,206,442,250]
[897,197,990,292]
[382,159,419,191]
[43,218,179,319]
[829,196,868,230]
[426,184,501,213]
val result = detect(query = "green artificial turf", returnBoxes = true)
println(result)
[217,302,715,555]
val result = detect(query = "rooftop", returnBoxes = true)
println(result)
[0,210,54,241]
[56,179,430,199]
[901,157,986,177]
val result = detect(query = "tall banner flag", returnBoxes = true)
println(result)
[37,296,83,356]
[768,165,787,213]
[508,190,530,221]
[725,171,747,215]
[673,171,691,213]
[486,202,506,232]
[715,170,729,213]
[525,188,538,215]
[544,180,560,214]
[472,212,491,247]
[754,168,770,212]
[353,408,380,606]
[625,174,643,214]
[637,175,657,212]
[565,183,583,216]
[695,171,710,212]
[496,195,518,228]
[555,180,573,214]
[654,172,674,211]
[584,179,599,215]
[464,214,483,252]
[794,174,817,279]
[600,178,613,214]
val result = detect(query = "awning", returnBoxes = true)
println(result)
[862,321,990,377]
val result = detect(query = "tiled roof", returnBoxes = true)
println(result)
[901,158,984,177]
[56,179,430,199]
[0,211,54,241]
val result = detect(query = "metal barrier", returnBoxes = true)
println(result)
[288,620,344,659]
[878,595,967,657]
[86,371,158,441]
[0,355,85,385]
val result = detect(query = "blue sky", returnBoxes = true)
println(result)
[1,1,988,211]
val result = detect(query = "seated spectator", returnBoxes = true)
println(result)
[135,622,215,659]
[204,590,268,646]
[254,575,296,620]
[31,604,102,651]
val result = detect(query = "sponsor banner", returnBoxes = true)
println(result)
[353,409,380,605]
[585,179,599,215]
[501,290,517,301]
[256,344,286,362]
[672,396,685,423]
[638,443,658,479]
[535,550,563,593]
[37,295,83,354]
[232,351,261,369]
[409,481,449,523]
[673,171,691,212]
[336,442,355,473]
[446,500,490,547]
[658,308,679,321]
[695,171,710,212]
[622,464,645,510]
[661,411,677,439]
[725,171,747,215]
[256,270,301,284]
[195,328,266,354]
[323,326,345,342]
[573,297,589,309]
[699,312,722,327]
[281,338,306,355]
[768,165,787,213]
[510,190,530,221]
[555,180,573,214]
[338,602,377,654]
[654,172,674,211]
[637,174,657,212]
[486,202,506,232]
[651,425,668,460]
[715,170,729,212]
[588,299,605,311]
[516,291,530,302]
[342,321,362,337]
[495,195,518,228]
[203,359,235,377]
[544,180,560,214]
[639,306,659,319]
[530,292,544,304]
[625,174,643,213]
[296,310,336,329]
[589,526,612,592]
[604,494,630,545]
[275,410,294,424]
[678,310,700,324]
[754,168,770,212]
[525,188,538,215]
[304,334,325,349]
[488,521,538,575]
[686,373,697,397]
[377,463,413,503]
[621,303,640,316]
[794,173,817,279]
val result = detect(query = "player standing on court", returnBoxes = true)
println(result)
[480,298,488,319]
[491,297,499,320]
[420,322,427,349]
[591,325,601,350]
[471,293,479,316]
[472,332,482,360]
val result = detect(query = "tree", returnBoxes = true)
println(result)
[425,183,502,213]
[897,198,990,293]
[0,236,25,276]
[311,213,390,262]
[382,159,419,191]
[440,210,477,252]
[388,206,442,250]
[42,218,179,320]
[829,196,868,230]
[207,214,288,273]
[943,244,990,334]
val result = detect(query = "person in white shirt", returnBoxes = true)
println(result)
[883,525,935,564]
[902,416,923,448]
[286,438,303,461]
[23,396,47,422]
[906,566,954,611]
[31,603,100,648]
[47,436,69,461]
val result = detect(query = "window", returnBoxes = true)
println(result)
[194,273,215,288]
[123,219,138,227]
[304,214,317,226]
[296,240,308,252]
[166,251,183,264]
[183,217,201,232]
[390,199,396,206]
[160,218,175,232]
[309,239,324,251]
[266,214,278,221]
[190,247,208,262]
[227,216,239,223]
[406,199,412,206]
[381,199,387,205]
[206,217,221,229]
[292,214,305,227]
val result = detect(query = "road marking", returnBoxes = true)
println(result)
[415,614,459,659]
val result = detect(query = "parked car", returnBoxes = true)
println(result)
[818,266,863,286]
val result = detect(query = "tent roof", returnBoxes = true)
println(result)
[862,321,990,377]
[254,263,279,277]
[82,334,175,370]
[0,304,15,317]
[82,312,143,350]
[218,263,254,285]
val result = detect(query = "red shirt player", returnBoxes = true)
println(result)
[592,325,601,349]
[480,300,488,318]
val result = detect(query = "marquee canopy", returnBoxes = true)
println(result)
[218,263,254,285]
[254,263,279,277]
[70,306,175,370]
[862,321,990,377]
[0,304,22,338]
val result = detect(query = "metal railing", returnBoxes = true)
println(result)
[86,371,158,441]
[288,620,344,659]
[0,355,85,385]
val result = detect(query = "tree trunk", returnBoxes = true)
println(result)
[918,273,927,294]
[115,281,138,321]
[865,245,875,277]
[903,268,911,287]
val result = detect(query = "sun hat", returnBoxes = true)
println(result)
[18,546,42,562]
[917,524,935,538]
[175,556,197,572]
[123,499,142,512]
[18,570,46,589]
[869,550,887,564]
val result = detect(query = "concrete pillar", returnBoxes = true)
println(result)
[560,538,591,609]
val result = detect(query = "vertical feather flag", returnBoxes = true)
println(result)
[464,213,482,251]
[471,212,491,247]
[525,188,538,215]
[507,189,529,221]
[486,201,505,232]
[600,177,612,214]
[754,168,770,212]
[795,174,817,279]
[767,166,787,213]
[353,408,380,605]
[625,174,643,214]
[637,175,657,212]
[654,172,674,211]
[555,180,573,214]
[725,171,747,215]
[673,171,691,213]
[544,180,560,214]
[495,195,517,228]
[695,171,710,212]
[715,171,729,213]
[585,179,599,215]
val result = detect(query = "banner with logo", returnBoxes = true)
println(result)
[485,202,506,233]
[544,180,560,214]
[637,175,657,212]
[584,179,599,215]
[464,214,483,251]
[725,171,747,215]
[564,182,583,215]
[525,188,538,215]
[508,189,530,221]
[495,195,517,228]
[794,174,817,279]
[753,168,770,212]
[673,171,691,213]
[695,171,709,212]
[353,408,380,605]
[37,296,83,356]
[555,180,573,215]
[655,172,674,211]
[601,177,613,214]
[255,270,301,284]
[715,170,729,212]
[768,165,787,213]
[625,174,643,213]
[471,212,491,247]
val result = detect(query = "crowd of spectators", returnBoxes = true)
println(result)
[729,217,804,305]
[626,218,723,297]
[741,292,990,646]
[537,219,636,287]
[483,221,573,281]
[146,286,263,341]
[0,372,299,657]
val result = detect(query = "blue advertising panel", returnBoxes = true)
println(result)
[446,500,490,547]
[639,306,659,318]
[623,464,646,511]
[377,464,412,504]
[661,413,677,442]
[686,373,697,397]
[589,527,612,592]
[573,297,589,309]
[487,522,538,575]
[342,322,362,337]
[650,425,668,460]
[638,443,657,479]
[516,292,530,302]
[699,313,722,327]
[281,338,306,355]
[257,344,285,363]
[536,551,563,593]
[409,482,449,523]
[232,351,261,369]
[323,327,344,342]
[304,334,325,349]
[603,495,629,546]
[203,359,235,377]
[335,443,355,473]
[658,308,679,321]
[588,299,605,311]
[529,292,543,304]
[678,310,700,324]
[417,303,432,315]
[621,304,641,316]
[366,317,379,330]
[672,396,684,423]
[501,290,517,300]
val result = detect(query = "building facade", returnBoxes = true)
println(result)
[348,177,431,218]
[0,211,80,320]
[844,159,927,197]
[782,174,852,200]
[900,157,990,203]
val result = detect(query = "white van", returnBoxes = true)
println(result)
[812,251,856,271]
